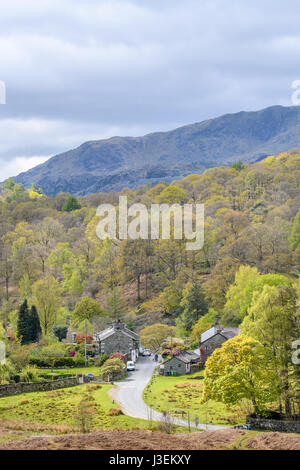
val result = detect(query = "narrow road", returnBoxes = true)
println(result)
[111,356,226,430]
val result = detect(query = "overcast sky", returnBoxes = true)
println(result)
[0,0,300,179]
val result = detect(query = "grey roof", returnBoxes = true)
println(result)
[95,325,139,342]
[200,328,239,346]
[163,350,201,365]
[221,328,239,339]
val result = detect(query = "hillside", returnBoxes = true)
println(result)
[14,105,300,196]
[1,149,300,432]
[1,148,300,326]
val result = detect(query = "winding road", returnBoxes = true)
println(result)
[111,356,226,431]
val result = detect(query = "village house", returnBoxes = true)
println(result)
[161,350,202,376]
[196,320,239,362]
[94,319,140,362]
[63,327,77,344]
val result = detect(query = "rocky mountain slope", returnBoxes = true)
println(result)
[14,105,300,195]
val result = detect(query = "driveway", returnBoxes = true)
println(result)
[111,356,226,430]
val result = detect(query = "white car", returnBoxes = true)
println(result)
[127,360,135,371]
[142,349,151,356]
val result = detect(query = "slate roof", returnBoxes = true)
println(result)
[163,350,201,365]
[220,328,239,339]
[94,323,139,342]
[200,327,239,346]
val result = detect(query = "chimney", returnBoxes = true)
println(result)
[214,316,222,333]
[114,318,124,330]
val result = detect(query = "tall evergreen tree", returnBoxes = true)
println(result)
[29,305,42,343]
[61,195,81,212]
[17,299,31,345]
[177,283,209,333]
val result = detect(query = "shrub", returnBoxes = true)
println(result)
[30,357,75,368]
[158,413,176,434]
[75,334,93,344]
[101,358,126,382]
[74,397,96,433]
[19,365,40,383]
[95,353,109,367]
[171,348,183,356]
[253,406,281,420]
[30,344,67,359]
[108,408,123,416]
[86,384,102,391]
[161,349,172,357]
[109,352,125,362]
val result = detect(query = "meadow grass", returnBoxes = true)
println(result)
[143,371,246,426]
[0,384,150,431]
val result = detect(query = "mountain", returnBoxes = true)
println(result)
[14,105,300,196]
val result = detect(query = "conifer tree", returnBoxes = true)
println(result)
[17,299,31,345]
[29,305,42,343]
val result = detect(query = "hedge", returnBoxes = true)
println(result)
[29,357,81,368]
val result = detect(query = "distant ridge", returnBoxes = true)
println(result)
[14,105,300,196]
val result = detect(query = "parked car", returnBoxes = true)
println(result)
[234,424,251,430]
[142,349,151,356]
[127,360,135,371]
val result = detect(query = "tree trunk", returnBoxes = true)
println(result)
[137,274,141,301]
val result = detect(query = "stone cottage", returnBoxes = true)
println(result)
[161,351,201,376]
[94,319,140,362]
[196,321,239,363]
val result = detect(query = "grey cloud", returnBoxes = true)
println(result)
[0,0,300,176]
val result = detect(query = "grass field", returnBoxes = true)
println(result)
[0,384,149,432]
[143,371,246,426]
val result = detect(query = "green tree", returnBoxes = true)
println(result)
[155,185,187,204]
[289,209,300,251]
[17,300,31,345]
[177,282,209,333]
[52,325,68,342]
[226,273,291,323]
[140,323,176,351]
[73,297,103,323]
[231,160,245,171]
[190,309,218,344]
[241,284,300,416]
[62,195,81,212]
[223,265,260,325]
[105,287,127,319]
[101,357,125,382]
[201,335,280,408]
[32,275,61,335]
[28,305,42,343]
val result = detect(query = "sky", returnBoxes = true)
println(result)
[1,0,300,179]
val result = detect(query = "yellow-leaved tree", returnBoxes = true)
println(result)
[201,335,279,409]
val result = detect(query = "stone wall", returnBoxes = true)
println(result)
[163,357,189,376]
[201,333,227,357]
[100,330,138,358]
[247,416,300,433]
[0,376,78,398]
